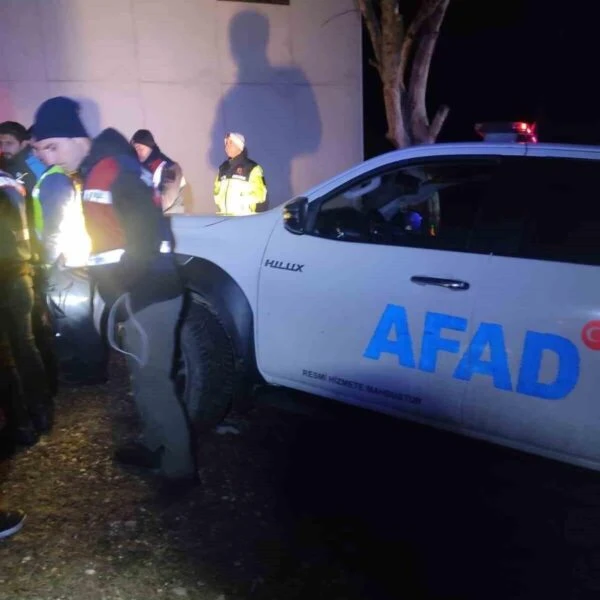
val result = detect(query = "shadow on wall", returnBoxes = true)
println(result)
[75,98,102,137]
[209,10,322,209]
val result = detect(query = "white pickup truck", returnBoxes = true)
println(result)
[52,134,600,473]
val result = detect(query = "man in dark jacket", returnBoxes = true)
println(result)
[0,170,52,444]
[0,121,58,396]
[32,96,197,482]
[130,129,185,215]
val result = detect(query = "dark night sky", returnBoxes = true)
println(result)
[363,0,600,157]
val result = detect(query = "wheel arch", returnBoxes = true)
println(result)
[175,255,260,383]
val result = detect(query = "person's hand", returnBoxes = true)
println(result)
[163,166,176,184]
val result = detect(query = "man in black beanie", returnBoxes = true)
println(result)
[130,129,185,215]
[32,96,197,484]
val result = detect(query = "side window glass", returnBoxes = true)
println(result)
[468,159,530,256]
[470,157,600,266]
[310,161,498,252]
[520,159,600,266]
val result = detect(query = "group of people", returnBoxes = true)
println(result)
[0,97,268,540]
[131,127,270,218]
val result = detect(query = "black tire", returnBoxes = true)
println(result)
[176,297,235,431]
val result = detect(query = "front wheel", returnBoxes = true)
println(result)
[176,297,235,431]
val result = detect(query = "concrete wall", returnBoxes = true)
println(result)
[0,0,362,213]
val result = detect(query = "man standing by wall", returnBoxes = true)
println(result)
[130,129,186,215]
[214,132,267,216]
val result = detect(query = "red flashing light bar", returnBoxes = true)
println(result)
[475,121,538,143]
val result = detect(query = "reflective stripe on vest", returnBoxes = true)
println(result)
[152,161,167,189]
[87,248,125,266]
[82,189,113,204]
[16,228,30,242]
[87,240,172,266]
[0,171,32,263]
[32,165,65,240]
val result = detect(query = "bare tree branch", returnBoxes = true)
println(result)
[429,104,450,141]
[358,0,451,147]
[407,0,450,142]
[357,0,383,66]
[321,8,359,28]
[382,83,409,148]
[380,0,403,80]
[397,0,443,82]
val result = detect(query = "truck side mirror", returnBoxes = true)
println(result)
[283,196,308,235]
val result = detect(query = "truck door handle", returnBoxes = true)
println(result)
[410,276,470,291]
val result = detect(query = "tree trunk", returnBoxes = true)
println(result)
[407,0,450,143]
[382,83,409,148]
[358,0,451,149]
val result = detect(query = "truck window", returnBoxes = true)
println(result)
[471,157,600,266]
[311,160,499,253]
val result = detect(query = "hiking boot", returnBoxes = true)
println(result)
[13,424,39,446]
[0,510,25,539]
[30,406,53,435]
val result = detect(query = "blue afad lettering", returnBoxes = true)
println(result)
[363,304,580,400]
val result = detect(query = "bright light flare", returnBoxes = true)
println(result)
[56,189,92,268]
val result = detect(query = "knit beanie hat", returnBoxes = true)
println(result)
[130,129,156,149]
[32,96,89,141]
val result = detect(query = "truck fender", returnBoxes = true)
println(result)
[175,255,259,382]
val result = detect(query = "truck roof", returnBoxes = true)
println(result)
[299,142,600,202]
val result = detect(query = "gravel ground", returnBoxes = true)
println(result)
[3,358,600,599]
[0,359,378,600]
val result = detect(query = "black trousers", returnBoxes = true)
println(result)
[0,273,50,427]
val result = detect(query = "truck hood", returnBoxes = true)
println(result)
[169,211,281,256]
[169,215,229,252]
[171,207,281,257]
[170,214,230,230]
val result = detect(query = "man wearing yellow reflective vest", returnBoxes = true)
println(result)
[29,165,79,393]
[32,164,110,390]
[31,165,87,267]
[214,132,267,216]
